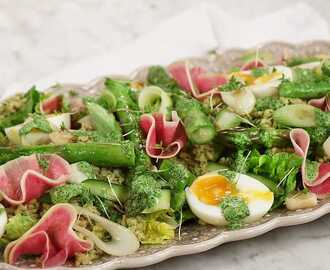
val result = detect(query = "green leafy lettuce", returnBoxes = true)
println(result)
[126,211,176,244]
[5,213,37,240]
[246,150,302,194]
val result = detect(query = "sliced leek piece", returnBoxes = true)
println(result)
[73,206,139,256]
[138,86,172,116]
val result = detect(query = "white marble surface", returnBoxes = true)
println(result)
[1,0,330,269]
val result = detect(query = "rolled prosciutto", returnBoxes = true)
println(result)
[0,154,70,205]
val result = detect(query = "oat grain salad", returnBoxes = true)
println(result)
[0,52,330,267]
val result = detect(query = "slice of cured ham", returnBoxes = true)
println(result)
[0,154,70,205]
[4,203,92,268]
[41,95,63,114]
[241,59,265,71]
[168,62,227,99]
[290,128,330,197]
[139,112,187,159]
[308,96,330,112]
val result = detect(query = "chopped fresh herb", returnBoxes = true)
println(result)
[255,96,284,111]
[37,155,50,172]
[219,76,245,92]
[220,196,250,230]
[251,68,268,78]
[76,161,97,179]
[19,114,52,136]
[305,160,320,184]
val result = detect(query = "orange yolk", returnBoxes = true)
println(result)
[254,71,282,84]
[190,175,237,205]
[230,70,282,86]
[230,72,255,85]
[239,190,273,202]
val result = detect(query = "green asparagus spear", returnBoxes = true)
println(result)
[86,102,122,141]
[105,79,153,168]
[218,128,290,149]
[105,78,163,215]
[69,130,117,143]
[0,142,135,167]
[160,159,195,191]
[97,89,117,111]
[274,104,330,127]
[279,80,330,99]
[146,66,216,144]
[105,79,141,144]
[174,95,216,144]
[160,158,195,210]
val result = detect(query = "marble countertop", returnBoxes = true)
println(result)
[1,0,330,269]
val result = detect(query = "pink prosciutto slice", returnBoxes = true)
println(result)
[140,112,187,159]
[4,203,92,268]
[308,96,330,112]
[241,59,265,71]
[168,62,227,99]
[290,128,330,197]
[0,154,70,205]
[41,94,63,114]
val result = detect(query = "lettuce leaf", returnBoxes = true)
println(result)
[5,213,37,240]
[247,150,303,194]
[126,211,176,244]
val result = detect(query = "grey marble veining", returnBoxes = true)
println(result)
[1,0,330,269]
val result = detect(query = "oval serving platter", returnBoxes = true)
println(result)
[1,40,330,270]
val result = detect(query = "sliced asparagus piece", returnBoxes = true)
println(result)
[274,104,330,127]
[0,142,135,167]
[174,95,216,144]
[215,109,242,131]
[160,158,195,210]
[279,80,330,99]
[82,179,129,202]
[146,65,216,144]
[105,79,162,215]
[218,128,290,149]
[87,102,122,141]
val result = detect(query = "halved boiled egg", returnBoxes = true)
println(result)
[244,65,293,98]
[186,172,274,226]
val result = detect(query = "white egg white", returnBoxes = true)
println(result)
[186,172,274,226]
[245,65,293,98]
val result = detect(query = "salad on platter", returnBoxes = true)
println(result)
[0,49,330,268]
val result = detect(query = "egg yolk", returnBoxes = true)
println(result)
[230,70,283,86]
[254,71,282,84]
[239,190,273,202]
[230,72,255,85]
[190,175,237,205]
